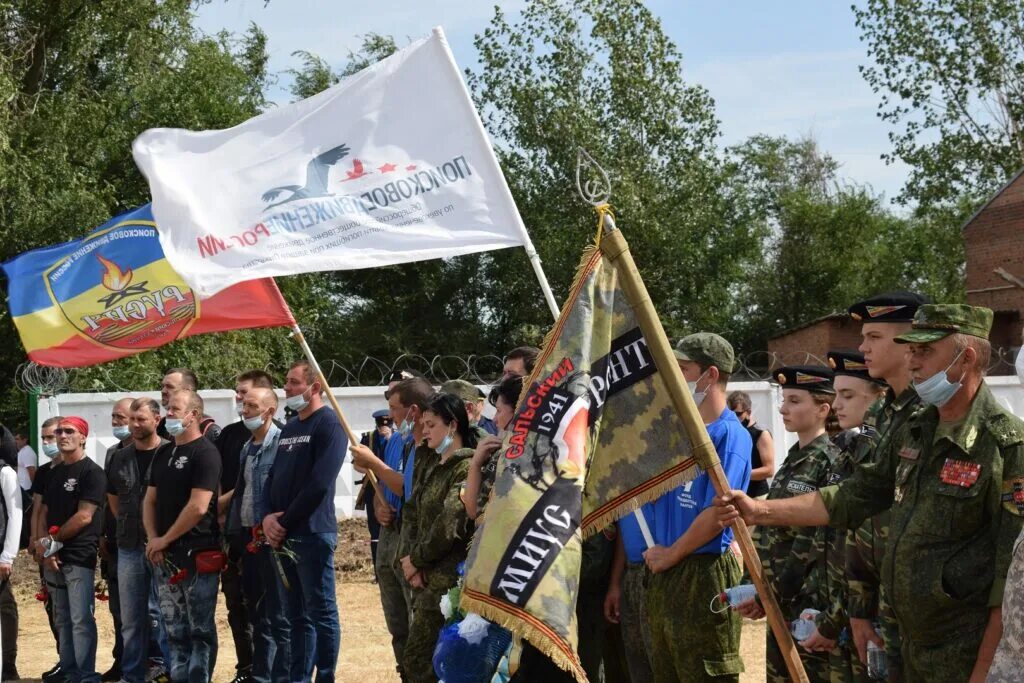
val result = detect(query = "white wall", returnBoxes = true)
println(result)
[36,377,1024,518]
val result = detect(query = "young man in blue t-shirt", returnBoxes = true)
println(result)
[262,361,347,683]
[349,376,433,681]
[643,333,752,683]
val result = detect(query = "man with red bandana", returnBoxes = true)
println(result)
[40,416,107,683]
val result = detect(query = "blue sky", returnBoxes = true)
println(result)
[195,1,907,203]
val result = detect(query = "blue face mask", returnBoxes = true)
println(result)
[914,349,965,408]
[42,442,59,458]
[437,431,454,456]
[243,414,265,431]
[112,425,131,441]
[398,411,414,438]
[165,418,186,437]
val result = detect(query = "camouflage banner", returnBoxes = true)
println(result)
[461,244,707,680]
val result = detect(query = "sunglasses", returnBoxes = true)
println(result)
[54,428,79,435]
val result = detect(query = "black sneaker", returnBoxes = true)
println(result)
[228,672,251,683]
[100,664,122,683]
[41,663,62,682]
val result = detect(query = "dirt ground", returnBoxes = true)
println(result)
[10,521,766,682]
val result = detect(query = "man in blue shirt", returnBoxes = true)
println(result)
[350,376,433,682]
[643,333,752,683]
[604,505,656,683]
[262,361,347,683]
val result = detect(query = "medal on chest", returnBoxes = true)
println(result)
[939,458,981,488]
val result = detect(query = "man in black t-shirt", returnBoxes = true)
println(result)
[41,416,106,683]
[107,398,168,683]
[30,416,64,680]
[143,390,222,683]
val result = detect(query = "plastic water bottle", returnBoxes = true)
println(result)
[790,608,820,641]
[719,584,757,607]
[867,641,888,680]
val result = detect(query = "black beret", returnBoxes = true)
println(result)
[774,365,835,394]
[847,291,931,323]
[827,351,887,386]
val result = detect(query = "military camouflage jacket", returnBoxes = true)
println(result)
[845,386,921,620]
[988,525,1024,682]
[755,433,839,617]
[821,383,1024,646]
[400,444,474,592]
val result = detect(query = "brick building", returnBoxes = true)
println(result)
[766,314,863,369]
[767,170,1024,373]
[961,168,1024,357]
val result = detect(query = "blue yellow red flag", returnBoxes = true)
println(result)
[2,205,295,368]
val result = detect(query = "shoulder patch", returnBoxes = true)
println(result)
[989,413,1024,449]
[786,480,816,495]
[1001,478,1024,516]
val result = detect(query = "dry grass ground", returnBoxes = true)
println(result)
[10,521,766,682]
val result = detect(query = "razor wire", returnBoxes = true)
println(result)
[19,347,1023,396]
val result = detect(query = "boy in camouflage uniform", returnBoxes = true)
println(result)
[842,292,928,679]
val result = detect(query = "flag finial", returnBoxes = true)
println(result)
[576,148,610,206]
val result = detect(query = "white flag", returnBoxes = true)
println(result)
[132,27,528,297]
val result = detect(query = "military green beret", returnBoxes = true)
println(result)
[774,365,835,394]
[673,332,736,373]
[440,379,484,403]
[848,291,930,323]
[894,304,993,344]
[827,350,887,386]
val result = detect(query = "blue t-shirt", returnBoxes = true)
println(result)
[382,431,414,515]
[266,406,348,535]
[403,439,418,502]
[617,503,655,564]
[652,408,751,554]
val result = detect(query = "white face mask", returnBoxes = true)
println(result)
[687,370,710,407]
[242,413,265,431]
[234,400,245,417]
[285,388,311,412]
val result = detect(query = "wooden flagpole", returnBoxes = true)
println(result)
[596,211,809,683]
[289,323,383,498]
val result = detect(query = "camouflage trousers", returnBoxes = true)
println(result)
[827,642,856,683]
[376,525,412,680]
[646,553,744,682]
[877,586,902,678]
[898,628,983,683]
[620,562,654,683]
[403,585,445,683]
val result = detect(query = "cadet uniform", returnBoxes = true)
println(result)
[399,445,474,683]
[987,525,1024,682]
[844,293,928,677]
[756,365,838,683]
[819,305,1024,681]
[647,333,751,683]
[818,351,889,682]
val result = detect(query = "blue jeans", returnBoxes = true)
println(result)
[155,564,219,683]
[46,564,99,683]
[241,540,292,683]
[118,548,168,683]
[282,532,339,683]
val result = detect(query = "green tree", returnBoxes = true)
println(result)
[469,0,762,347]
[0,1,300,414]
[855,0,1024,210]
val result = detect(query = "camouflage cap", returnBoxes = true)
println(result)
[894,304,993,344]
[774,365,835,394]
[440,379,485,403]
[673,332,736,373]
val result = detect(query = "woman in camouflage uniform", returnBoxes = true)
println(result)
[398,393,479,683]
[737,365,839,682]
[463,374,522,523]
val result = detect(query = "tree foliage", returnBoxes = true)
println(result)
[855,0,1024,209]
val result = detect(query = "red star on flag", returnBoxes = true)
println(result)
[378,163,397,173]
[405,164,417,171]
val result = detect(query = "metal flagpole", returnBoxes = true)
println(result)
[577,150,809,683]
[290,323,384,499]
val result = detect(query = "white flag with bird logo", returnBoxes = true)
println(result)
[132,27,527,297]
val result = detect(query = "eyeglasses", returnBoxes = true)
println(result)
[54,428,79,435]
